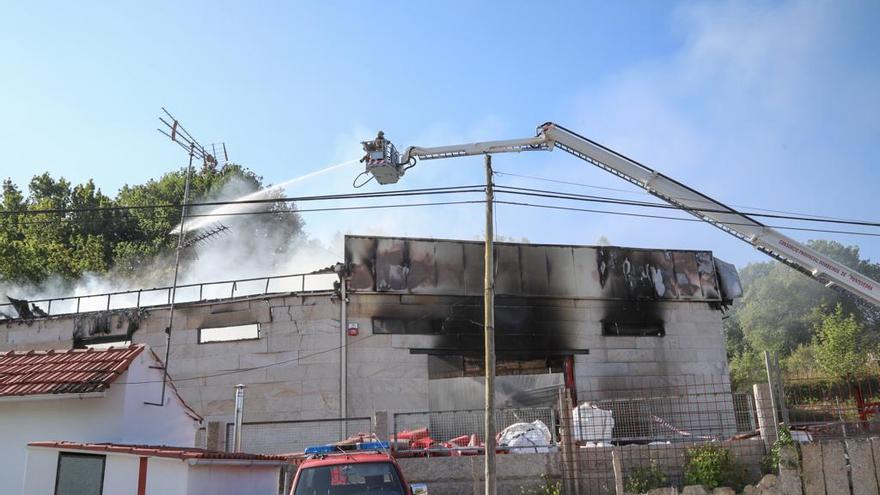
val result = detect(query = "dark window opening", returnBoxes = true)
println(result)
[372,318,442,335]
[55,453,105,495]
[602,321,664,337]
[428,355,566,379]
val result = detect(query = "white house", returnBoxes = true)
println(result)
[0,345,201,494]
[22,441,286,495]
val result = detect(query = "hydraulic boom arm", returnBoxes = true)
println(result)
[361,123,880,307]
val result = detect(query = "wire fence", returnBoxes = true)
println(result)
[782,372,880,441]
[563,378,766,494]
[225,417,373,455]
[575,376,756,445]
[392,407,557,454]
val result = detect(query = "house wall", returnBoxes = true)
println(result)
[186,462,281,495]
[22,447,280,495]
[22,448,190,495]
[0,354,198,495]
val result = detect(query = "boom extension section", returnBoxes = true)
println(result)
[360,123,880,307]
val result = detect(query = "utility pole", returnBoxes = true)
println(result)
[484,154,496,495]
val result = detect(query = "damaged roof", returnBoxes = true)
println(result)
[0,345,144,397]
[28,441,288,462]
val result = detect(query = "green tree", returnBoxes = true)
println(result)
[0,163,303,288]
[731,240,879,355]
[812,304,873,379]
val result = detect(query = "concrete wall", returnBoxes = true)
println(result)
[0,354,198,495]
[397,440,765,495]
[1,287,732,448]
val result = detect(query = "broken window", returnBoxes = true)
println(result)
[428,355,566,379]
[372,318,442,335]
[601,321,664,337]
[55,453,105,495]
[199,323,260,343]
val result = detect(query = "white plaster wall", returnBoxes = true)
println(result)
[145,457,189,495]
[120,352,199,447]
[1,393,124,494]
[186,463,280,495]
[0,355,198,495]
[101,454,142,495]
[20,447,57,495]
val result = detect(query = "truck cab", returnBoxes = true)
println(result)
[290,442,427,495]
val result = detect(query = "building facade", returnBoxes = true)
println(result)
[0,236,742,451]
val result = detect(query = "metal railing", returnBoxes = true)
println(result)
[225,417,373,455]
[0,271,337,320]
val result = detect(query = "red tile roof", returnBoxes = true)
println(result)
[28,441,288,462]
[0,345,145,397]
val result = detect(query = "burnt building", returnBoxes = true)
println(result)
[0,235,742,449]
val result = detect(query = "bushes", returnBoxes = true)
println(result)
[683,444,747,490]
[625,461,669,493]
[519,474,561,495]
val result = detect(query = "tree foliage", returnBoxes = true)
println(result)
[812,304,873,379]
[0,164,303,288]
[725,240,880,386]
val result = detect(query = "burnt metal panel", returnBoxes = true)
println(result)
[672,251,702,299]
[345,235,727,302]
[494,243,522,295]
[462,241,483,296]
[434,241,465,293]
[544,246,577,297]
[519,245,551,296]
[714,258,743,302]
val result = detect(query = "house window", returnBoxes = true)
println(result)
[55,453,105,495]
[602,321,664,337]
[199,324,260,343]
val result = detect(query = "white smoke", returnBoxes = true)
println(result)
[0,172,346,315]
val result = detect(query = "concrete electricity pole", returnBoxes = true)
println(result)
[483,154,496,495]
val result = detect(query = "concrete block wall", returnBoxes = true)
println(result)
[0,289,734,448]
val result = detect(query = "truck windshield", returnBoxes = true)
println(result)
[293,461,405,495]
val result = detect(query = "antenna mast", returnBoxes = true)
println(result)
[146,108,227,407]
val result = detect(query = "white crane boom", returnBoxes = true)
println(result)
[361,123,880,307]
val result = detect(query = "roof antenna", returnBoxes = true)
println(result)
[146,108,226,407]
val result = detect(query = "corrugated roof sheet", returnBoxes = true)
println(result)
[28,441,288,461]
[0,345,144,397]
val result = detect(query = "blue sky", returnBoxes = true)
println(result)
[1,1,878,271]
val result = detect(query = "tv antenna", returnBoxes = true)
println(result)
[147,108,228,408]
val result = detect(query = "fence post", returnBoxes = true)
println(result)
[754,382,778,449]
[558,388,579,495]
[373,411,389,442]
[611,448,625,495]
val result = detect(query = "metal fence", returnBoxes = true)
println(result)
[575,376,756,444]
[0,271,336,320]
[225,417,373,455]
[782,372,880,441]
[392,407,557,453]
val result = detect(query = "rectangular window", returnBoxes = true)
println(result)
[602,321,664,337]
[55,453,105,495]
[372,318,442,335]
[199,324,260,343]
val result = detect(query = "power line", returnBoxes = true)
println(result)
[0,185,486,216]
[493,185,880,228]
[111,333,378,385]
[495,200,880,238]
[495,170,860,223]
